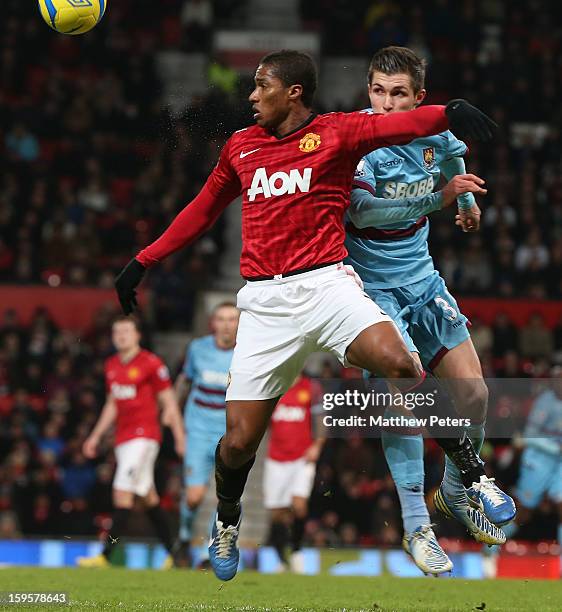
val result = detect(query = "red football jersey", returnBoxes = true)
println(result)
[268,376,322,462]
[105,349,171,445]
[137,107,449,277]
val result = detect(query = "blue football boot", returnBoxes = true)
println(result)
[466,476,516,526]
[208,510,241,581]
[434,486,506,545]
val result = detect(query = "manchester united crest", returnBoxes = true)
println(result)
[422,147,435,168]
[297,389,311,404]
[128,367,140,381]
[299,132,321,153]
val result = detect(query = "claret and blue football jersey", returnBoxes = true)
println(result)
[345,116,468,290]
[183,335,232,440]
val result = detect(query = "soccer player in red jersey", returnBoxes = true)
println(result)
[114,51,498,580]
[77,316,185,569]
[263,375,324,573]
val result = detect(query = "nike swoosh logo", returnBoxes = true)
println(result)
[240,148,260,158]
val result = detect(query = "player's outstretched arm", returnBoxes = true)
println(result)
[351,101,497,157]
[349,187,444,228]
[440,155,482,233]
[82,396,117,458]
[440,156,476,210]
[115,173,241,314]
[349,174,486,228]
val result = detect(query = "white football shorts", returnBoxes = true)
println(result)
[113,437,160,497]
[226,262,392,401]
[263,457,316,509]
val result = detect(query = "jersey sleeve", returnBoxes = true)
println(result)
[136,137,242,267]
[206,136,243,197]
[349,186,443,228]
[439,150,476,211]
[352,154,377,193]
[443,130,468,160]
[340,106,449,158]
[183,343,196,381]
[149,356,172,393]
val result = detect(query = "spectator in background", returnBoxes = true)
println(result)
[0,511,21,539]
[483,194,517,229]
[519,313,555,360]
[61,452,97,500]
[515,227,550,272]
[492,313,519,357]
[457,238,493,293]
[181,0,213,51]
[469,317,493,356]
[37,422,65,460]
[5,123,39,163]
[77,177,109,214]
[207,55,238,97]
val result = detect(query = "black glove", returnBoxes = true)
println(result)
[115,258,145,315]
[445,99,498,141]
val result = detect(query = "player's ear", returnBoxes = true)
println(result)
[414,89,427,107]
[288,84,303,103]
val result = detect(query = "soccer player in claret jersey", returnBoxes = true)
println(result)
[344,47,515,574]
[114,50,501,581]
[264,375,324,573]
[77,316,185,569]
[174,303,239,566]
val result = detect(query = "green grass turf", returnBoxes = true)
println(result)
[0,568,560,611]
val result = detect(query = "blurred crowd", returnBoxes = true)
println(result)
[0,307,182,540]
[1,306,560,545]
[0,1,559,317]
[0,1,248,329]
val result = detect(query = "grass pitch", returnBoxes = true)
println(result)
[0,567,560,611]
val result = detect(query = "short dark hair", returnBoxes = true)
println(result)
[213,301,237,314]
[259,50,318,107]
[112,314,141,332]
[368,46,426,93]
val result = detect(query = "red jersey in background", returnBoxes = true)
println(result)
[268,376,323,462]
[105,349,171,445]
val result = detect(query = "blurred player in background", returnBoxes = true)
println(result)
[78,316,185,569]
[484,366,562,577]
[114,49,501,581]
[345,46,515,574]
[174,303,239,566]
[264,375,324,573]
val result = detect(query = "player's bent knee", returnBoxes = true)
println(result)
[292,498,308,518]
[222,432,259,465]
[113,489,135,508]
[186,497,202,510]
[381,350,422,380]
[461,380,488,422]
